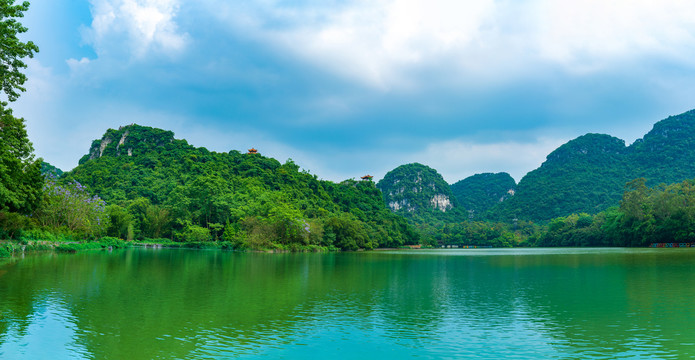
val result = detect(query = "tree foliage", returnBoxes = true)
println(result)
[0,106,41,213]
[0,1,38,102]
[450,172,516,219]
[40,161,63,177]
[0,1,40,215]
[492,133,630,222]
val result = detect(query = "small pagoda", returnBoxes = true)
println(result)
[247,148,258,154]
[361,175,374,181]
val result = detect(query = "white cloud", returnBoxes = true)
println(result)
[533,0,695,72]
[85,0,188,58]
[66,57,91,71]
[208,0,500,89]
[205,0,695,88]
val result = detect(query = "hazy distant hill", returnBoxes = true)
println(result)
[40,161,63,177]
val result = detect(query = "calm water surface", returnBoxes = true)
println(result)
[1,248,694,359]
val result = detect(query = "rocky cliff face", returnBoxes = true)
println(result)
[377,163,455,218]
[430,194,452,211]
[79,124,184,165]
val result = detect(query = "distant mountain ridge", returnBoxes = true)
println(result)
[40,161,63,177]
[493,109,695,221]
[629,110,695,184]
[493,133,631,220]
[380,109,695,222]
[61,108,695,228]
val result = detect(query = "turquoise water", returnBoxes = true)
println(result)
[1,248,694,359]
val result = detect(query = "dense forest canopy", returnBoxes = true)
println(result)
[450,172,516,220]
[492,133,631,221]
[6,114,695,250]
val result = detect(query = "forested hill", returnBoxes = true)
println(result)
[494,109,695,221]
[63,124,419,250]
[376,163,460,222]
[629,109,695,185]
[375,109,695,223]
[40,162,63,177]
[494,133,631,221]
[450,173,516,219]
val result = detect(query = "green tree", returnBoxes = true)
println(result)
[176,221,211,242]
[0,1,37,102]
[0,1,40,214]
[106,204,132,239]
[143,204,171,239]
[0,107,41,213]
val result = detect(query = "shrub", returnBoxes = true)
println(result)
[0,211,32,239]
[33,177,108,237]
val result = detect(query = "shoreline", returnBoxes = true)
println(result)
[0,239,338,258]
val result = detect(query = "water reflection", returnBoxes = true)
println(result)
[1,248,694,359]
[0,291,89,359]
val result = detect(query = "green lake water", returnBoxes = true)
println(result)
[1,248,694,359]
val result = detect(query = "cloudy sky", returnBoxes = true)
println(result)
[13,0,695,183]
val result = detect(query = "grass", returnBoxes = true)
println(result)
[1,237,337,258]
[0,236,133,257]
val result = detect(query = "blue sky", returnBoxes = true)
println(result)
[13,0,695,183]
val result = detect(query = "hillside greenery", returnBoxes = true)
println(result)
[492,134,631,221]
[629,110,695,185]
[40,161,63,177]
[377,163,465,224]
[5,117,695,251]
[531,177,695,247]
[450,172,515,220]
[475,110,695,221]
[56,124,419,251]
